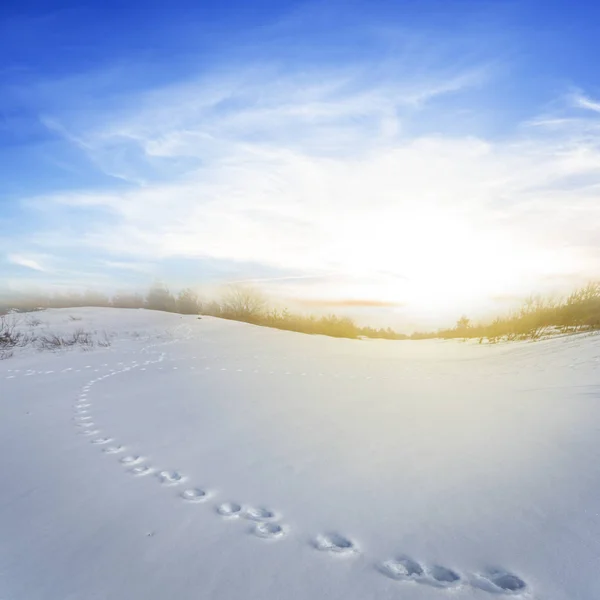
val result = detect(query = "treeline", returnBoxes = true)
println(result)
[412,282,600,343]
[203,287,407,339]
[0,283,408,341]
[0,284,204,315]
[3,281,599,343]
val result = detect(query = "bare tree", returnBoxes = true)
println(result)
[177,288,201,314]
[220,285,266,321]
[145,282,176,313]
[456,315,471,330]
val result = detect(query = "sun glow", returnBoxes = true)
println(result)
[320,213,524,314]
[274,205,581,325]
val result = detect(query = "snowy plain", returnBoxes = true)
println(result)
[1,307,600,600]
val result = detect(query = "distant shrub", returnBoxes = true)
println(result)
[218,286,267,321]
[145,281,176,312]
[412,281,600,343]
[111,292,145,309]
[25,315,43,327]
[1,315,34,358]
[97,331,112,347]
[37,328,95,351]
[177,288,202,314]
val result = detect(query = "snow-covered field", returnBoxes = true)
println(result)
[1,308,600,600]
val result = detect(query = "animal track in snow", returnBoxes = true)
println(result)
[181,488,209,502]
[313,533,357,555]
[379,558,465,589]
[120,455,144,465]
[103,445,125,454]
[252,522,287,539]
[157,470,185,485]
[476,569,527,595]
[242,507,278,522]
[379,557,424,581]
[58,346,534,597]
[426,565,462,588]
[216,502,242,518]
[129,464,153,476]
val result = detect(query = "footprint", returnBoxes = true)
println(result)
[477,569,527,595]
[130,464,153,476]
[120,455,144,465]
[77,422,95,428]
[379,557,424,581]
[91,437,113,445]
[157,471,185,485]
[216,502,243,518]
[74,415,92,421]
[426,565,462,588]
[103,445,125,454]
[243,507,279,522]
[181,488,209,502]
[80,429,100,436]
[313,533,357,555]
[252,522,287,539]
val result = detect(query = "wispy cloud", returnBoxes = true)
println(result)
[572,93,600,113]
[7,254,48,272]
[99,260,154,273]
[7,36,600,325]
[297,298,405,308]
[227,275,324,285]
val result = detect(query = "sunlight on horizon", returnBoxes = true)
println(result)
[2,2,599,329]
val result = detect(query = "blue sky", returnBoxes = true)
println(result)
[1,0,599,328]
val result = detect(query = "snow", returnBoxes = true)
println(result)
[1,307,600,600]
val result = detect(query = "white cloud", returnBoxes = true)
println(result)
[7,254,48,272]
[16,65,600,325]
[572,93,600,113]
[99,260,154,273]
